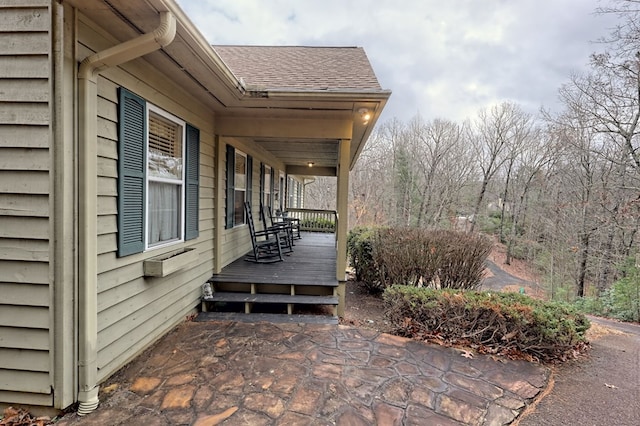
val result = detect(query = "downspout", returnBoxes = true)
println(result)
[76,11,176,415]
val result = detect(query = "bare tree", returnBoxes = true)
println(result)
[496,109,535,242]
[504,126,558,265]
[469,102,527,232]
[350,125,395,226]
[413,118,466,227]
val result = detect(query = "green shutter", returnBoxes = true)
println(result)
[246,155,253,207]
[185,124,200,240]
[225,144,235,229]
[117,88,146,257]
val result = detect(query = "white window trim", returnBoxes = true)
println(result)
[145,103,186,251]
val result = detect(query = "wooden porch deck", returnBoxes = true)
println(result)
[201,232,339,323]
[209,232,338,286]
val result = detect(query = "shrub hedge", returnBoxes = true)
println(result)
[383,286,590,362]
[347,226,492,293]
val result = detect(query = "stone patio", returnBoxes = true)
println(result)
[56,321,549,425]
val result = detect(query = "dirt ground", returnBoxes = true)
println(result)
[485,238,540,283]
[341,279,392,333]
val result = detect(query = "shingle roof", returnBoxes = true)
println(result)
[212,45,383,92]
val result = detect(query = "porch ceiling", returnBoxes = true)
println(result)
[258,139,339,175]
[68,0,390,171]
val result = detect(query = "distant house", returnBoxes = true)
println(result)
[0,0,389,413]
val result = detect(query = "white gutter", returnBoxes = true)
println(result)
[76,11,176,415]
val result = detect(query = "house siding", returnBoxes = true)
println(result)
[219,138,261,267]
[0,0,53,406]
[77,15,216,383]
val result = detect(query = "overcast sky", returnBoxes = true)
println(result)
[177,0,619,124]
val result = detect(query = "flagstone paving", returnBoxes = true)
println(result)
[56,321,549,425]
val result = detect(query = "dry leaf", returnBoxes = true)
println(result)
[501,330,518,341]
[460,350,474,359]
[605,383,617,389]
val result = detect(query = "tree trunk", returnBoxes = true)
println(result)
[577,233,590,298]
[469,178,489,233]
[499,158,514,243]
[505,218,517,265]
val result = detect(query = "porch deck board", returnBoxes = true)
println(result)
[209,232,338,287]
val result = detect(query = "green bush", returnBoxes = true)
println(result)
[608,277,640,322]
[573,295,608,317]
[477,214,502,235]
[347,226,385,291]
[300,218,335,232]
[384,286,590,362]
[574,257,640,322]
[347,227,492,293]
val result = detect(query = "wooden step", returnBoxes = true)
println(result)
[196,311,338,325]
[207,275,339,287]
[203,292,338,305]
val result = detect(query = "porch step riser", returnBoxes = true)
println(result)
[204,292,338,306]
[197,312,338,325]
[202,282,339,316]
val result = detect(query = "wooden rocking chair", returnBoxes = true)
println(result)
[244,202,283,263]
[261,204,294,253]
[273,207,301,240]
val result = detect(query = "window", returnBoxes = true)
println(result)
[234,151,247,225]
[225,145,252,229]
[278,172,285,212]
[117,88,199,257]
[261,163,272,208]
[147,107,184,247]
[288,176,295,209]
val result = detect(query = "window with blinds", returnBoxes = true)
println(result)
[235,153,246,190]
[148,111,183,180]
[146,106,185,247]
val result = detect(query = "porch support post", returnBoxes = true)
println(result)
[214,135,225,273]
[336,138,351,316]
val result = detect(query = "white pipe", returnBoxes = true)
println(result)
[76,11,176,415]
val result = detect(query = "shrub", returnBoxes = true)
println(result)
[347,227,492,293]
[300,218,335,232]
[477,214,502,235]
[347,226,384,292]
[384,286,590,362]
[607,258,640,322]
[573,257,640,323]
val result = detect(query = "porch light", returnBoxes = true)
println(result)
[358,107,371,124]
[307,162,314,167]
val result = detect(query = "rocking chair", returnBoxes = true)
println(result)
[244,202,283,263]
[275,207,301,240]
[261,204,294,253]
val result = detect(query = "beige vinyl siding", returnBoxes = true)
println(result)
[217,141,289,268]
[0,1,52,407]
[78,13,216,383]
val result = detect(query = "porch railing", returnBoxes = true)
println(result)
[284,208,337,233]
